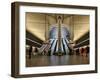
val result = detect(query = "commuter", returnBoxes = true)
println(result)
[29,46,32,59]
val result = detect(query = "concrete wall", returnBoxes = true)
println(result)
[63,16,74,40]
[26,13,56,41]
[63,15,89,41]
[26,13,46,41]
[73,15,89,41]
[26,13,89,42]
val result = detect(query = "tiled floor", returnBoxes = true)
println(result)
[26,54,89,67]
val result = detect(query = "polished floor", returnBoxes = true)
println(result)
[26,54,89,67]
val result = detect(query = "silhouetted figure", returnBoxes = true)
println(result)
[48,49,51,56]
[29,46,32,59]
[34,47,38,52]
[76,48,79,55]
[84,46,89,56]
[79,47,84,56]
[86,46,89,56]
[86,46,89,53]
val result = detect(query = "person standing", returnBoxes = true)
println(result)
[29,46,32,59]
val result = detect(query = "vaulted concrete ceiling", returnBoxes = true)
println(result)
[26,12,89,42]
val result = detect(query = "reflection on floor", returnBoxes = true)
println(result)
[26,54,89,67]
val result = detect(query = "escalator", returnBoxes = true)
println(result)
[50,38,70,55]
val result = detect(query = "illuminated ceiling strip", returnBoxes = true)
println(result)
[26,38,42,46]
[75,38,89,46]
